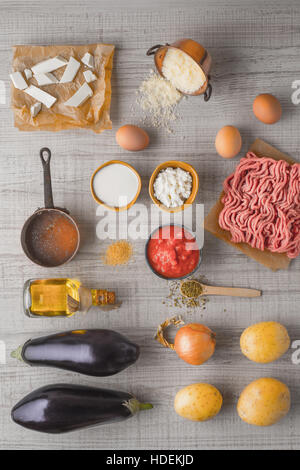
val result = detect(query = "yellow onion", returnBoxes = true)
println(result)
[155,317,216,365]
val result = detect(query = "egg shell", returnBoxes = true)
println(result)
[215,125,242,159]
[253,94,282,124]
[116,124,149,152]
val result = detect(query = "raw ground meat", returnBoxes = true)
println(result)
[219,151,300,258]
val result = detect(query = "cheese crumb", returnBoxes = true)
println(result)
[136,71,182,132]
[154,167,193,208]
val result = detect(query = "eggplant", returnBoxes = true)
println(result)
[12,384,153,434]
[11,329,139,377]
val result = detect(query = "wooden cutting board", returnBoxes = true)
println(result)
[204,138,296,271]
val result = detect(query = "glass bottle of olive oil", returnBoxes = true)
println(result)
[23,279,118,318]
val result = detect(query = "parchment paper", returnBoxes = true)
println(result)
[11,44,115,133]
[204,139,297,271]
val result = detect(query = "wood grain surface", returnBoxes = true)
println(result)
[0,0,299,450]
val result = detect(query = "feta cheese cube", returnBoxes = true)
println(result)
[24,69,33,80]
[24,85,57,108]
[30,102,42,117]
[34,72,59,86]
[64,82,93,107]
[10,71,27,90]
[83,70,97,83]
[31,56,68,75]
[81,52,94,69]
[60,57,81,83]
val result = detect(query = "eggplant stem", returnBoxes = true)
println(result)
[11,345,23,362]
[123,398,153,415]
[155,316,184,350]
[139,403,153,411]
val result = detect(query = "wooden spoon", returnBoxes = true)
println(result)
[180,280,261,299]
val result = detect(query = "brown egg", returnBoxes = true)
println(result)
[116,124,149,151]
[253,94,282,124]
[215,125,242,159]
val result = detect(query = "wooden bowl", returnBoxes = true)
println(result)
[90,160,142,212]
[147,38,212,100]
[149,160,199,213]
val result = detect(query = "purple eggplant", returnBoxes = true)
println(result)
[11,329,139,377]
[12,384,153,433]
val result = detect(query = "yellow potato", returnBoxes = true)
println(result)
[237,378,290,426]
[240,321,290,363]
[174,383,223,422]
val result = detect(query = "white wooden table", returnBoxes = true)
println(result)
[0,0,299,450]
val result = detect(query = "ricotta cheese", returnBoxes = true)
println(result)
[153,167,193,208]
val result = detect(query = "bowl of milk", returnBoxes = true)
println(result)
[91,160,142,211]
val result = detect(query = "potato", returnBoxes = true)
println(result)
[240,321,290,363]
[237,378,290,426]
[174,383,223,422]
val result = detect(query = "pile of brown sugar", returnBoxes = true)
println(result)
[104,240,133,266]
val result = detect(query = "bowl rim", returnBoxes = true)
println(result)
[145,223,203,281]
[90,160,142,212]
[149,160,199,213]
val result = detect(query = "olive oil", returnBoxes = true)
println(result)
[23,279,117,318]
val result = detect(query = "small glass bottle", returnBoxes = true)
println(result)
[23,278,119,318]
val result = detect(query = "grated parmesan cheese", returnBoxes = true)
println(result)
[162,48,206,94]
[136,71,182,133]
[153,167,192,208]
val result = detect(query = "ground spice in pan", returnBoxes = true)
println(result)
[25,211,78,266]
[104,240,133,266]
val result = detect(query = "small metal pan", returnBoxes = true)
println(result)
[21,148,80,267]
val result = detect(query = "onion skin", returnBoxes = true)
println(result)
[174,323,216,365]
